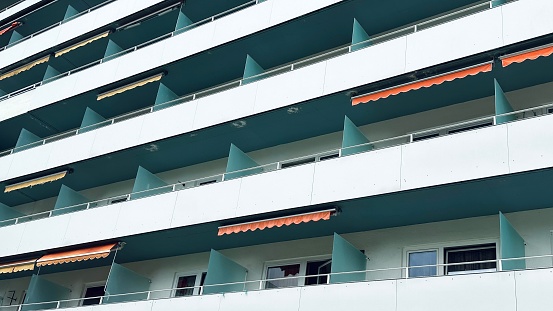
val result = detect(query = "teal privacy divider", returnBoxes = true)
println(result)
[104,39,123,59]
[22,275,71,311]
[351,18,371,51]
[491,0,505,7]
[0,202,24,226]
[15,128,41,152]
[52,184,89,216]
[330,233,367,283]
[341,116,372,156]
[225,144,262,180]
[63,5,79,20]
[130,166,170,200]
[8,30,22,45]
[104,263,151,304]
[80,107,106,133]
[175,10,193,31]
[153,83,179,111]
[203,249,248,294]
[499,212,526,271]
[42,65,61,81]
[495,79,515,125]
[242,54,264,84]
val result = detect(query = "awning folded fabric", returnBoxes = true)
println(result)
[0,55,50,81]
[501,45,553,67]
[0,259,36,274]
[5,171,67,193]
[55,31,110,57]
[36,243,118,267]
[218,210,334,236]
[97,73,163,101]
[0,22,22,36]
[351,63,493,105]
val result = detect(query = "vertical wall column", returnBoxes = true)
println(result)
[330,233,367,283]
[499,212,526,271]
[203,249,248,294]
[22,275,71,311]
[104,263,151,303]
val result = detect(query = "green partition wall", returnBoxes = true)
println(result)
[330,233,367,283]
[8,30,23,45]
[341,116,372,156]
[495,79,515,125]
[175,10,193,31]
[104,39,123,59]
[0,203,24,226]
[22,275,71,311]
[42,65,61,81]
[499,212,526,271]
[153,83,179,111]
[203,249,248,294]
[225,143,262,180]
[242,54,264,84]
[63,5,79,20]
[52,185,89,216]
[104,263,150,303]
[14,128,41,152]
[491,0,505,7]
[130,166,169,200]
[351,18,371,51]
[80,107,107,133]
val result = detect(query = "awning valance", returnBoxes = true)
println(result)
[36,243,118,267]
[0,55,50,81]
[0,259,36,274]
[55,31,110,57]
[501,45,553,67]
[218,210,335,236]
[5,170,67,193]
[97,73,163,101]
[0,22,22,36]
[352,63,493,105]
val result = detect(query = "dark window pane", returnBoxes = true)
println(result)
[266,264,300,288]
[82,286,105,306]
[408,251,437,277]
[175,275,197,297]
[305,260,332,285]
[446,244,496,275]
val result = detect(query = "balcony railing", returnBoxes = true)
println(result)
[0,0,25,14]
[0,101,550,227]
[0,253,550,311]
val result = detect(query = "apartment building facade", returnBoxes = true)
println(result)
[0,0,552,310]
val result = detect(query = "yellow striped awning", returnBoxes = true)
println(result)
[4,171,67,193]
[36,243,118,267]
[0,259,36,274]
[0,55,50,81]
[55,31,110,57]
[97,73,163,101]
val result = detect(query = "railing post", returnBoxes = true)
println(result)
[99,296,104,305]
[56,301,61,309]
[146,291,151,300]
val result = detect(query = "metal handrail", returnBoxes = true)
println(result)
[0,0,26,14]
[0,0,502,155]
[0,253,550,310]
[0,101,551,227]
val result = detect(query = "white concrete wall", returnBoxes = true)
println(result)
[1,0,551,183]
[0,0,168,70]
[0,0,41,24]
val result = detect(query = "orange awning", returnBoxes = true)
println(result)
[352,63,493,105]
[501,45,553,67]
[0,22,22,36]
[36,243,117,267]
[0,259,36,274]
[218,210,334,236]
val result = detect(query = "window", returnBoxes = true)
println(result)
[82,284,105,306]
[264,258,331,289]
[173,272,206,297]
[445,244,496,275]
[408,250,437,278]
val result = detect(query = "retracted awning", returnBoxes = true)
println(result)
[218,209,335,236]
[500,44,553,67]
[4,170,67,193]
[0,259,36,274]
[0,22,22,36]
[36,243,118,267]
[351,63,493,105]
[0,55,50,81]
[97,73,163,101]
[55,31,110,57]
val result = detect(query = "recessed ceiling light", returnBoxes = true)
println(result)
[287,107,300,114]
[231,120,247,128]
[145,144,159,152]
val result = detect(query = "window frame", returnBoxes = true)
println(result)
[171,271,206,297]
[262,255,332,289]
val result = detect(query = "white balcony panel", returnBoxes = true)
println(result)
[70,59,120,98]
[62,203,121,245]
[219,288,301,311]
[170,179,241,228]
[507,115,553,173]
[151,295,222,311]
[502,0,553,46]
[0,0,42,22]
[400,126,510,190]
[159,22,217,65]
[54,11,99,47]
[0,27,60,69]
[0,222,25,256]
[396,272,517,311]
[210,0,273,47]
[322,37,407,96]
[253,62,327,114]
[138,101,198,145]
[16,214,70,255]
[93,300,153,311]
[192,83,257,130]
[404,8,503,72]
[235,163,315,218]
[46,130,96,169]
[29,74,79,111]
[7,142,54,178]
[0,90,34,123]
[269,0,340,26]
[298,281,397,311]
[113,192,178,237]
[114,41,168,81]
[311,147,402,205]
[515,268,553,311]
[89,116,145,157]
